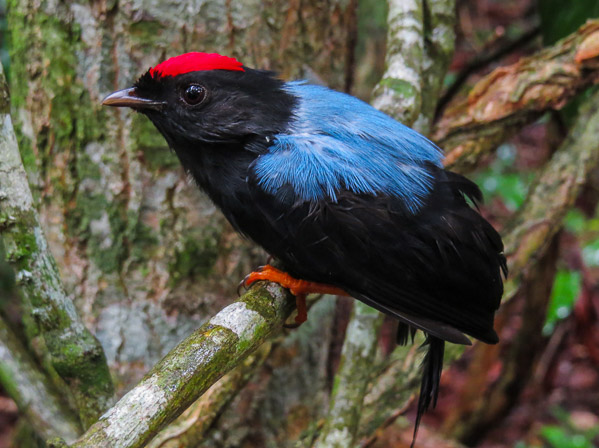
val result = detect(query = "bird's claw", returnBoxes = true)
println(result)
[237,276,249,296]
[236,266,267,296]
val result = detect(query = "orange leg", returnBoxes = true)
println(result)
[241,265,348,325]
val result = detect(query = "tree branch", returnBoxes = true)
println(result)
[146,343,272,448]
[0,316,81,443]
[435,25,541,118]
[417,0,456,134]
[371,0,425,127]
[501,88,599,301]
[0,62,114,428]
[314,302,384,447]
[66,283,294,448]
[436,20,599,173]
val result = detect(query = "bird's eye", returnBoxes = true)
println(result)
[181,84,206,106]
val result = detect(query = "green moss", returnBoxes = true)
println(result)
[44,330,114,427]
[168,229,220,283]
[379,77,418,98]
[8,2,111,244]
[17,141,38,176]
[131,115,178,171]
[0,211,16,230]
[153,324,239,396]
[129,216,160,264]
[241,285,279,322]
[68,193,105,234]
[1,211,39,271]
[129,20,164,43]
[5,231,36,263]
[0,239,15,296]
[0,73,9,114]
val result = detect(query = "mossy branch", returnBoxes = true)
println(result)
[371,0,425,127]
[0,62,114,428]
[0,316,81,443]
[501,88,599,300]
[66,284,294,448]
[417,0,456,134]
[436,19,599,173]
[314,302,384,448]
[146,343,272,448]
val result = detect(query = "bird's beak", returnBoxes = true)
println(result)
[102,87,166,110]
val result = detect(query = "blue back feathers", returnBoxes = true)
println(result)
[252,82,443,212]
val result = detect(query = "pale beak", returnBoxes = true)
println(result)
[102,87,166,110]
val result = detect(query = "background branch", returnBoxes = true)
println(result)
[417,0,456,134]
[436,20,599,173]
[314,302,383,448]
[0,316,81,443]
[0,61,113,428]
[371,0,425,127]
[435,25,541,118]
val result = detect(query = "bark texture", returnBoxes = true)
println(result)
[7,0,354,398]
[0,61,114,428]
[437,20,599,173]
[70,283,295,448]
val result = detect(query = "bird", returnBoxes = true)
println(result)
[102,52,507,445]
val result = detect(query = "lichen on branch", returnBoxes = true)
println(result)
[371,0,425,127]
[68,283,295,448]
[0,62,114,428]
[0,317,81,443]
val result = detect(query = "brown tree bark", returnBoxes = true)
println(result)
[6,0,355,443]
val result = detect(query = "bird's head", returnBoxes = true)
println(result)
[102,52,295,148]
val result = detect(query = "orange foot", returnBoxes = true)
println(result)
[240,265,348,326]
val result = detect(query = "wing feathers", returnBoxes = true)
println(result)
[246,163,505,344]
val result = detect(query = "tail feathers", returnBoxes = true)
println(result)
[411,335,445,448]
[396,322,417,345]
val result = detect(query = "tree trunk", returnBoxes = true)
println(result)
[6,0,355,442]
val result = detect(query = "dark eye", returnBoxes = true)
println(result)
[181,84,206,106]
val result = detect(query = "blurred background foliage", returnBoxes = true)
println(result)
[0,0,598,447]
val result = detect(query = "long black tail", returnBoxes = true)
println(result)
[411,335,445,448]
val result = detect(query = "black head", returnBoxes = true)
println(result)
[102,53,296,149]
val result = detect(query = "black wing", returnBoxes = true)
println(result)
[244,162,506,444]
[246,163,506,344]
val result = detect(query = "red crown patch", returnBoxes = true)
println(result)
[150,52,244,77]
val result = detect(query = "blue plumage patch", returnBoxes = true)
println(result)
[252,82,443,212]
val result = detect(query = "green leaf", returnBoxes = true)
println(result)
[539,0,599,45]
[543,270,582,335]
[564,209,586,234]
[540,425,595,448]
